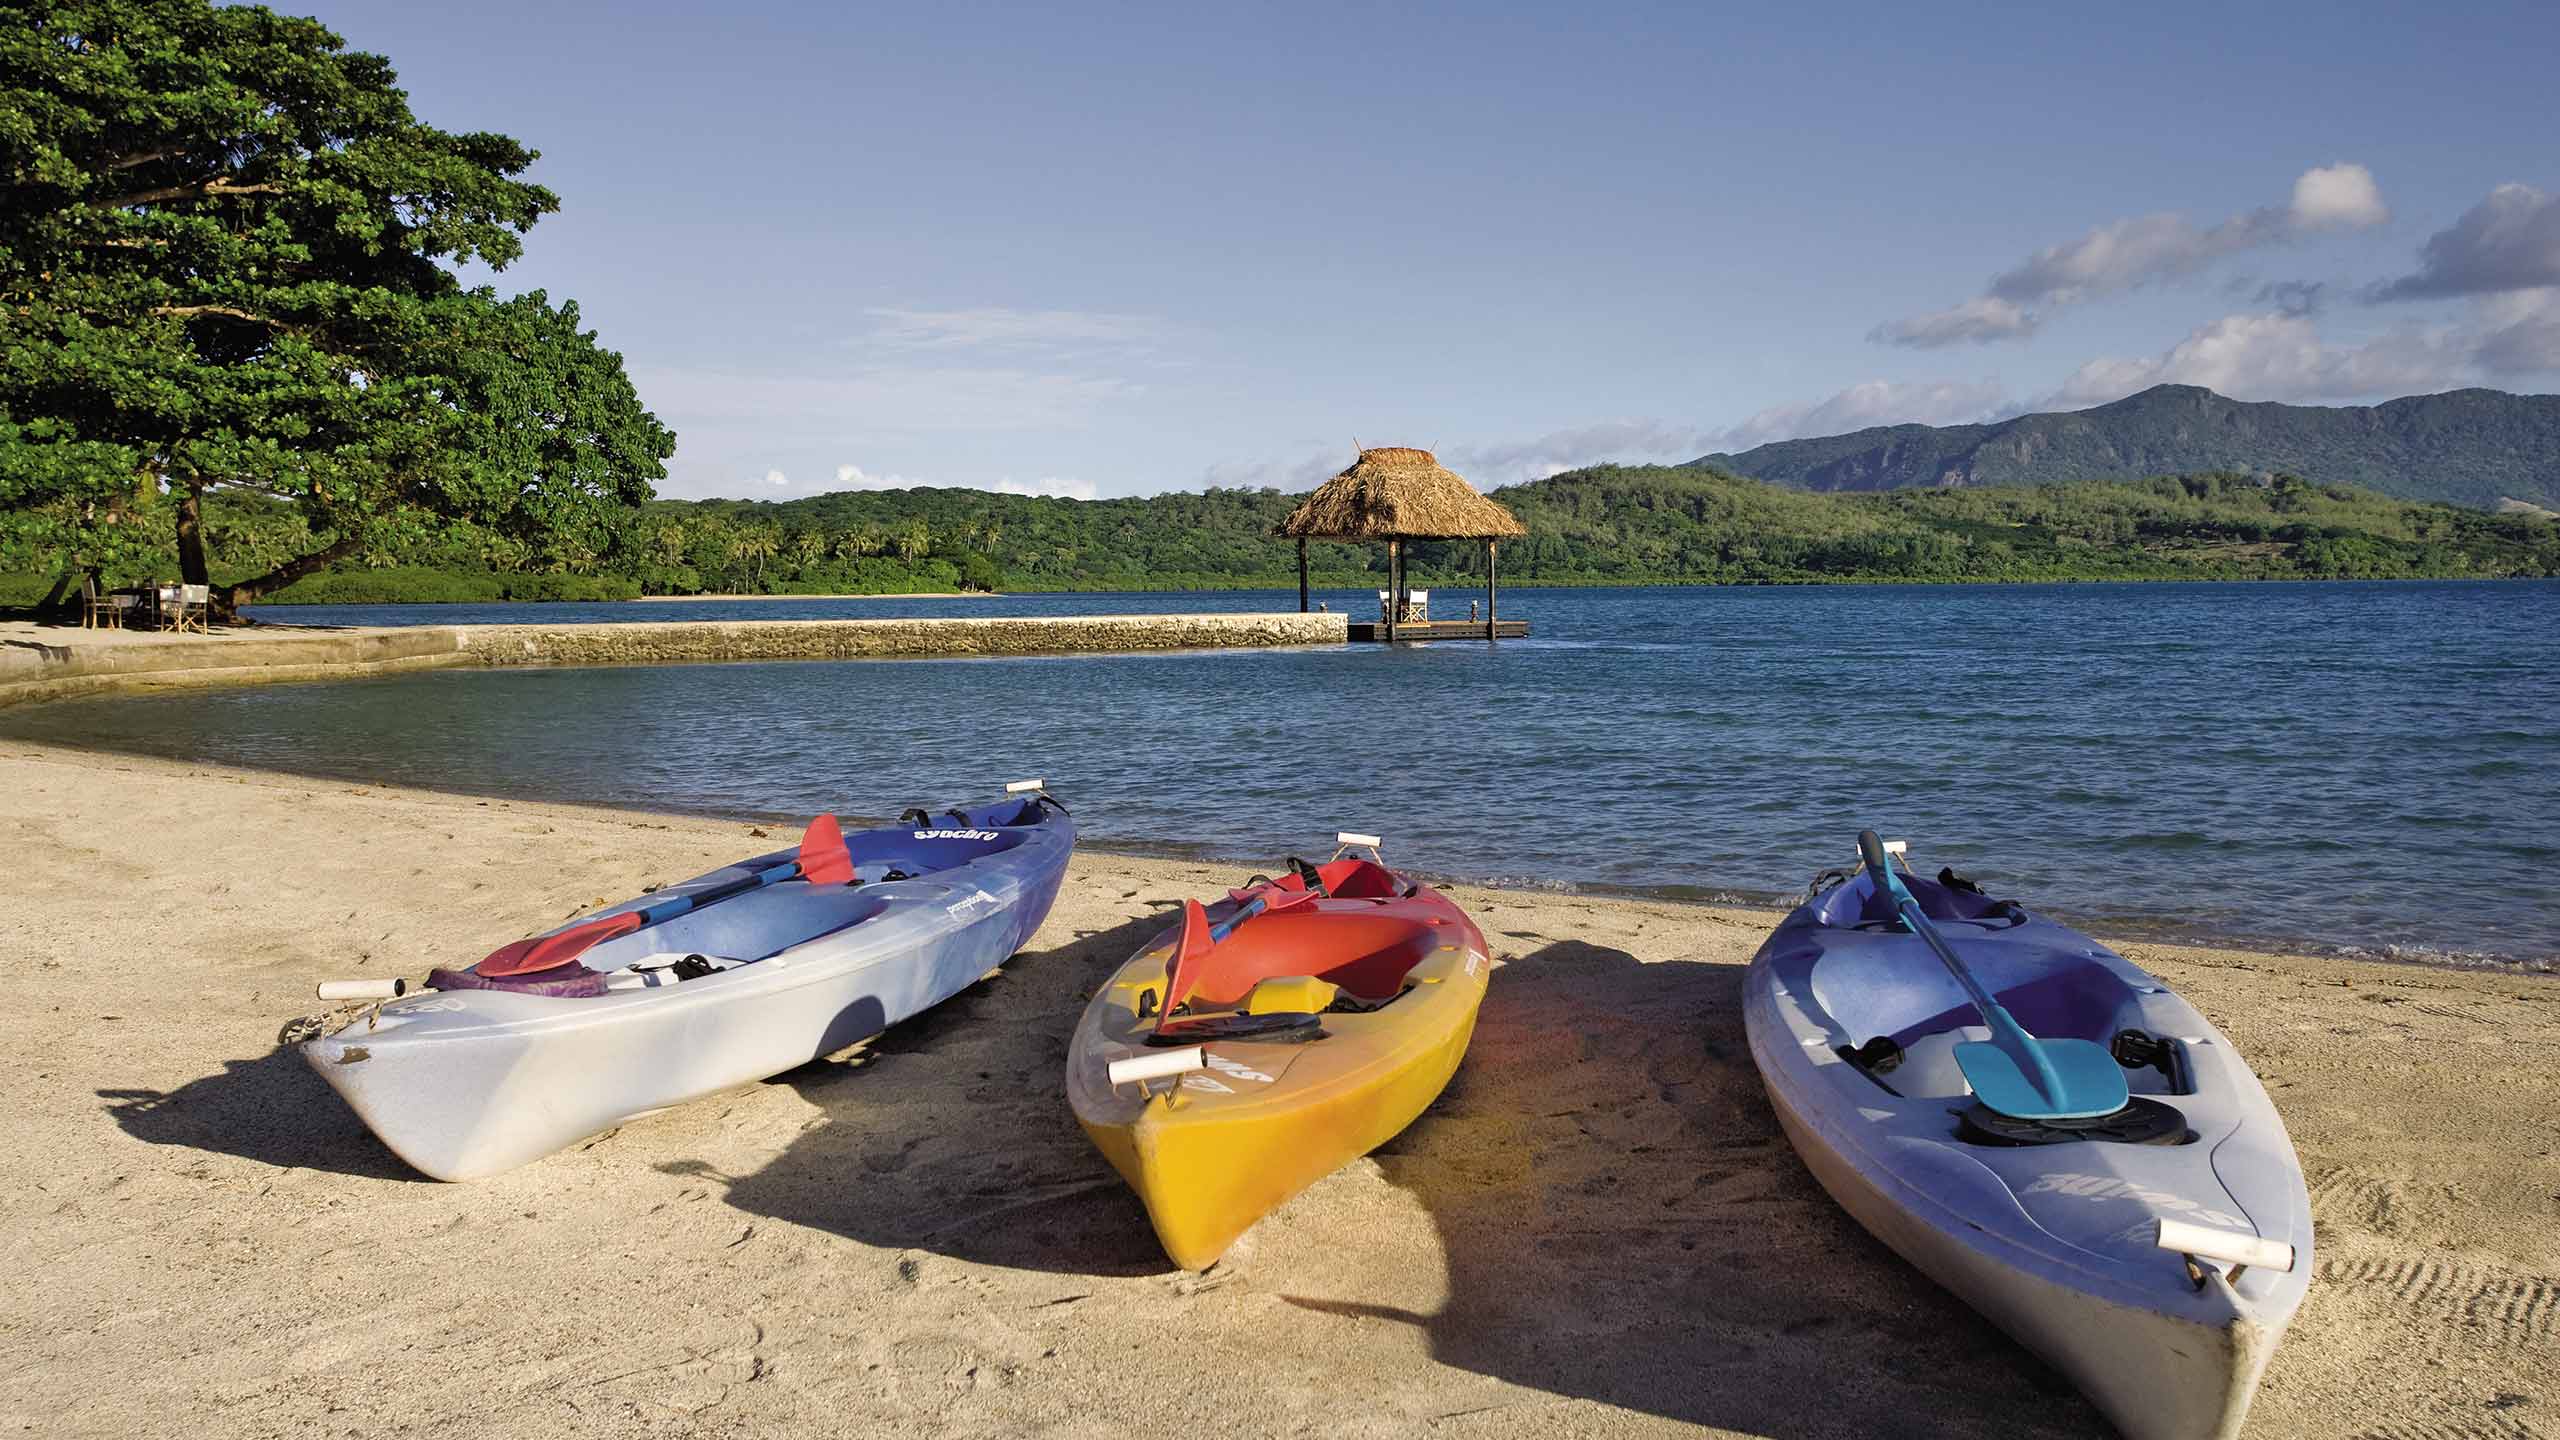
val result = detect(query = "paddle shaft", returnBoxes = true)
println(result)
[1857,832,2074,1111]
[1207,894,1269,944]
[633,858,805,928]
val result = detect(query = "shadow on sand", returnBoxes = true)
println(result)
[642,911,2102,1437]
[1267,936,2098,1439]
[689,908,1178,1277]
[100,1046,423,1183]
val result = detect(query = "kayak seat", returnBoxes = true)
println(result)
[1317,858,1410,900]
[1244,975,1341,1015]
[1169,908,1439,1008]
[848,824,1030,879]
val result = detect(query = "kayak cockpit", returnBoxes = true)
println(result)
[1800,868,2198,1108]
[1166,904,1442,1009]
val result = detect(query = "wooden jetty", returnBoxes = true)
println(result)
[1273,447,1530,642]
[1347,618,1529,642]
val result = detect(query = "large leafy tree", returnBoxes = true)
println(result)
[0,0,672,612]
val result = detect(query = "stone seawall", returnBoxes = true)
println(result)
[0,612,1347,708]
[456,612,1347,666]
[0,626,471,709]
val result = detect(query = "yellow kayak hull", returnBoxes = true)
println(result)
[1066,876,1491,1271]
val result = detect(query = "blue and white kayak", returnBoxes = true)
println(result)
[301,783,1074,1181]
[1742,837,2311,1440]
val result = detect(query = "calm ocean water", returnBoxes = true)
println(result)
[13,581,2557,966]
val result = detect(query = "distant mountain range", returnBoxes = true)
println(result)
[1699,385,2560,511]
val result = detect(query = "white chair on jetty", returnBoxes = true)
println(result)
[1375,589,1429,624]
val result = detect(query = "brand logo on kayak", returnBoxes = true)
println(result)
[913,829,1000,841]
[1179,1074,1233,1094]
[1203,1054,1274,1085]
[949,888,1003,919]
[2022,1172,2249,1230]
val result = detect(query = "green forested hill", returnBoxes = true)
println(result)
[7,463,2553,608]
[1701,385,2560,510]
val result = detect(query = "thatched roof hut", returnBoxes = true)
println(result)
[1274,447,1525,541]
[1274,447,1525,639]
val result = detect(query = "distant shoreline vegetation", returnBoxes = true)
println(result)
[5,467,2554,611]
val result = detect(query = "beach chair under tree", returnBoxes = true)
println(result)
[79,575,135,629]
[168,583,212,634]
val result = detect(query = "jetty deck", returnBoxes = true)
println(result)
[1347,618,1529,642]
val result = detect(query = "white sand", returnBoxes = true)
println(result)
[1,743,2551,1438]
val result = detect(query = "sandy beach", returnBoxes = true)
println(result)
[2,741,2552,1439]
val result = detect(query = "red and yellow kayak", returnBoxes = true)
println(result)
[1066,845,1491,1270]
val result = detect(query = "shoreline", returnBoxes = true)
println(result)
[4,738,2552,1437]
[6,725,2554,976]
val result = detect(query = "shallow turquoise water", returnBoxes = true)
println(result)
[18,580,2559,965]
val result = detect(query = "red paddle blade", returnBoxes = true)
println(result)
[1154,899,1215,1030]
[798,813,855,886]
[482,910,644,976]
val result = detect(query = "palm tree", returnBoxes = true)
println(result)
[731,525,782,588]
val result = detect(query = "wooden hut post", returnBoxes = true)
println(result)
[1485,539,1498,640]
[1297,538,1309,613]
[1385,538,1400,642]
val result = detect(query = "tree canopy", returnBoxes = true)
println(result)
[0,0,671,611]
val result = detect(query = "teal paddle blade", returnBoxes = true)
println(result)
[1955,1032,2129,1120]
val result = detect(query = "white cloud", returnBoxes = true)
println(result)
[1198,448,1348,493]
[2374,183,2560,300]
[860,307,1171,355]
[828,464,925,491]
[1712,379,2013,451]
[636,365,1140,440]
[1879,164,2390,347]
[2289,162,2390,230]
[1870,297,2037,348]
[2038,311,2468,409]
[1446,421,1728,486]
[992,476,1100,501]
[2473,288,2560,377]
[762,468,790,488]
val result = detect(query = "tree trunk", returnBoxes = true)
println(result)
[219,532,364,618]
[173,482,210,586]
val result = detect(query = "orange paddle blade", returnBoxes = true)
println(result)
[798,813,855,886]
[482,910,643,976]
[1154,899,1215,1029]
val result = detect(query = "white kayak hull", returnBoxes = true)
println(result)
[302,796,1073,1180]
[1744,856,2310,1440]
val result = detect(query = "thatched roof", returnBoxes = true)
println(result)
[1273,447,1526,541]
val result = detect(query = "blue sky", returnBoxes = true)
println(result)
[316,0,2560,499]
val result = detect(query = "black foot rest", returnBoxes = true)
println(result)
[1956,1096,2192,1147]
[1145,1012,1328,1045]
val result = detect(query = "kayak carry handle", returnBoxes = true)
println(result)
[317,977,406,1001]
[2156,1217,2296,1284]
[1108,1045,1205,1087]
[1006,778,1045,793]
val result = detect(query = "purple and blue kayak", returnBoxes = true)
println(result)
[1743,836,2311,1440]
[302,784,1074,1180]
